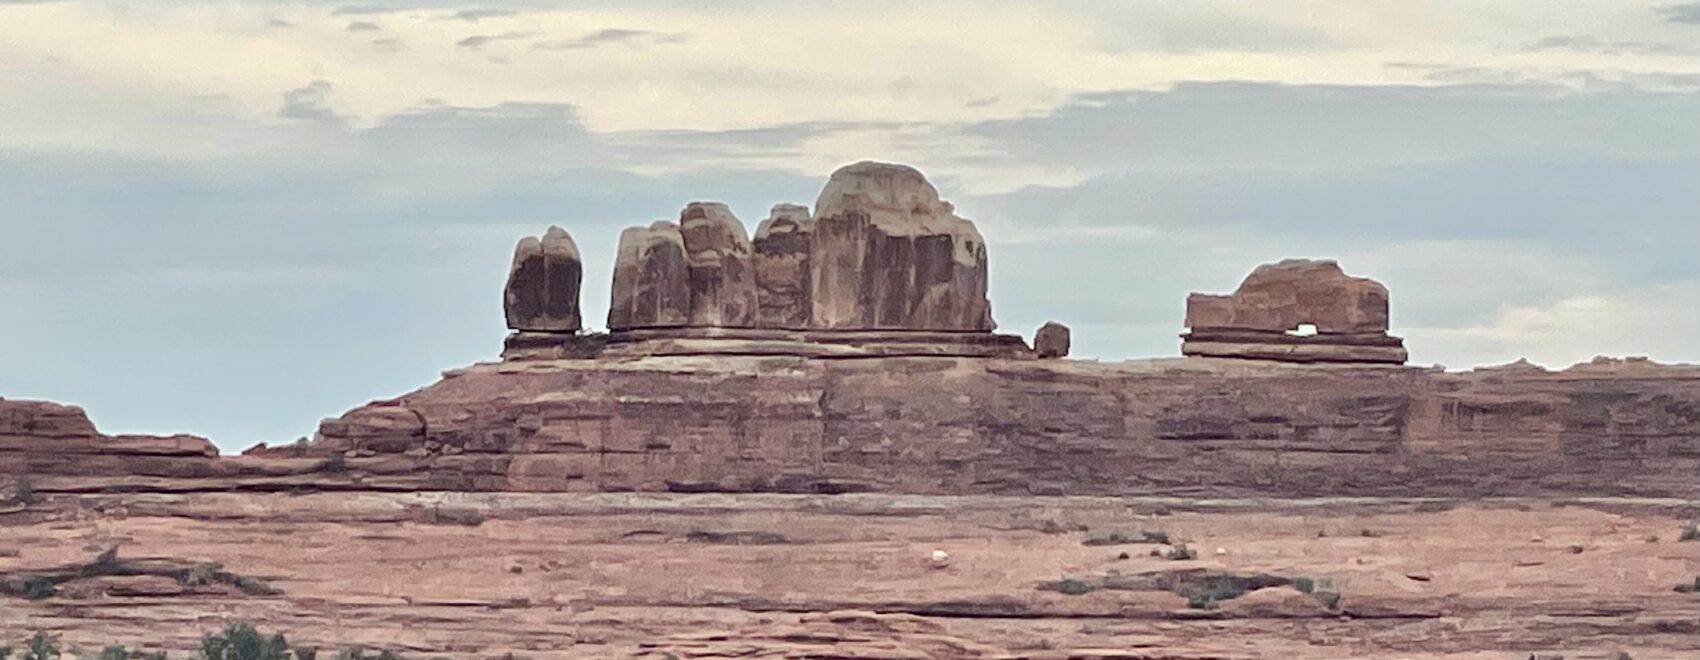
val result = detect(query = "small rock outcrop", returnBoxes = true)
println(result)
[608,221,690,329]
[1182,259,1406,364]
[503,226,582,332]
[808,162,993,331]
[1034,321,1070,359]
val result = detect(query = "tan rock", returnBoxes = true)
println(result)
[809,161,993,331]
[679,202,757,328]
[503,226,582,332]
[608,221,690,329]
[1185,259,1389,334]
[753,203,814,329]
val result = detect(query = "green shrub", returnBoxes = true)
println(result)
[1183,576,1248,610]
[1291,576,1315,594]
[21,577,57,601]
[94,645,129,660]
[23,633,58,660]
[1038,578,1096,595]
[199,624,290,660]
[1164,544,1197,561]
[1679,523,1699,542]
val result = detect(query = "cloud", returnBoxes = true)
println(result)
[456,31,537,50]
[443,8,516,22]
[372,37,404,52]
[1658,2,1700,24]
[346,21,381,32]
[332,5,396,16]
[1522,35,1692,56]
[266,18,296,29]
[535,28,691,50]
[278,80,344,124]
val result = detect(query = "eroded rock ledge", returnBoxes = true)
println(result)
[6,356,1697,500]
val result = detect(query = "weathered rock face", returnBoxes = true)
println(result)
[1034,321,1070,359]
[502,226,582,332]
[1186,259,1389,334]
[607,221,690,329]
[1183,259,1407,364]
[679,202,757,328]
[752,204,814,329]
[809,162,993,331]
[13,358,1695,500]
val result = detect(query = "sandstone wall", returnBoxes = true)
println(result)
[12,357,1692,499]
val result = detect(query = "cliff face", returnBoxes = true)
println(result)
[8,357,1697,500]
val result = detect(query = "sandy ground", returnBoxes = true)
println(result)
[1,492,1697,659]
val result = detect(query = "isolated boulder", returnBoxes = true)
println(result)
[503,226,582,332]
[608,221,690,329]
[809,161,993,331]
[1034,321,1070,359]
[752,203,815,329]
[679,202,758,328]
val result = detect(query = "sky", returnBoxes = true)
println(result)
[1,1,1697,451]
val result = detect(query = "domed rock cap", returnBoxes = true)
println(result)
[808,161,994,331]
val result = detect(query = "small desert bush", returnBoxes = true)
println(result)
[1163,543,1197,561]
[1679,523,1699,542]
[4,624,401,660]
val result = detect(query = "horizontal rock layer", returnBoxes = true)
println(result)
[8,358,1698,499]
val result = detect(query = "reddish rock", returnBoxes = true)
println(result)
[1034,321,1070,359]
[753,203,814,329]
[608,221,690,329]
[679,202,757,328]
[1183,259,1406,364]
[809,161,993,331]
[503,226,582,332]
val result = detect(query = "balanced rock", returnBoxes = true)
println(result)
[752,204,815,329]
[679,202,758,328]
[1034,321,1070,359]
[1182,259,1406,364]
[809,161,994,331]
[608,221,690,329]
[503,226,582,332]
[1185,259,1389,334]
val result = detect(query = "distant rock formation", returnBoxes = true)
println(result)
[605,161,995,336]
[503,226,582,332]
[608,221,690,329]
[1182,259,1406,364]
[807,162,993,331]
[752,204,814,329]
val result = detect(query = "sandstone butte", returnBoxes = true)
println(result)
[2,162,1697,659]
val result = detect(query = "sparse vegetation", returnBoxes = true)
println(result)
[1679,523,1698,542]
[1082,529,1171,546]
[1675,576,1700,594]
[1038,578,1096,595]
[1181,575,1247,610]
[0,547,278,601]
[1,477,39,508]
[2,623,402,660]
[1163,543,1197,561]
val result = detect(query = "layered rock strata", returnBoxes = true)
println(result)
[9,358,1697,500]
[1183,259,1408,364]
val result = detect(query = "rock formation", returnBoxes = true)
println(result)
[503,226,582,332]
[807,161,993,331]
[679,202,757,328]
[609,162,992,334]
[607,221,690,329]
[1182,259,1407,364]
[752,204,814,329]
[1034,321,1070,358]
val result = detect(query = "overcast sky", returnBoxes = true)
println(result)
[2,1,1697,450]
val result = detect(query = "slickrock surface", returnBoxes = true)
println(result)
[2,492,1696,658]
